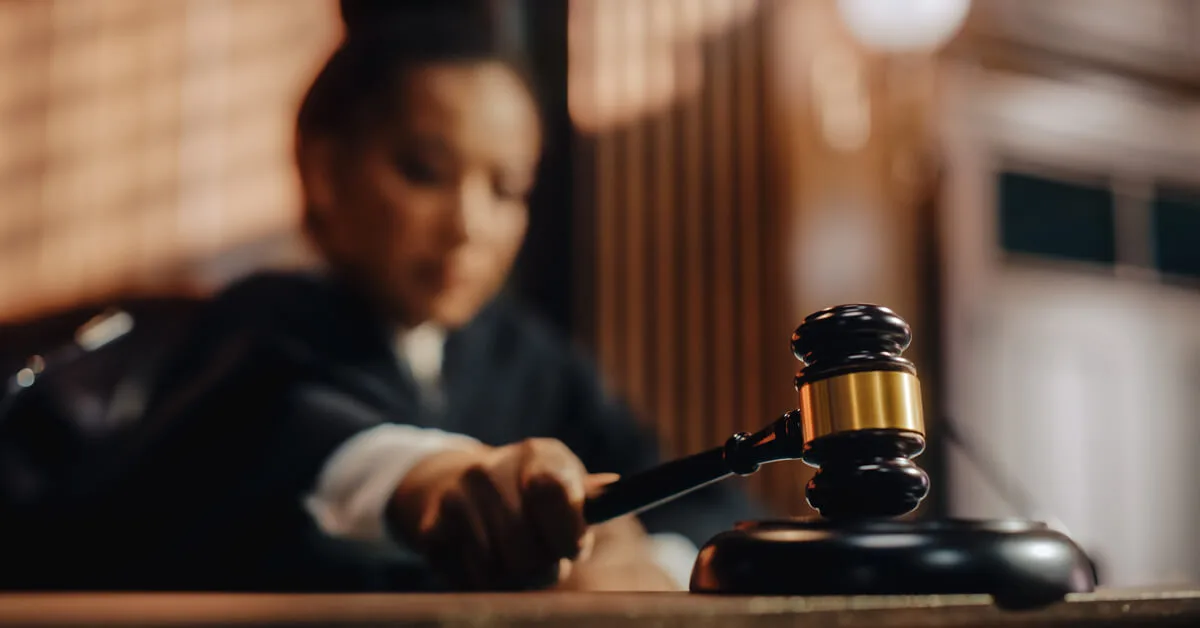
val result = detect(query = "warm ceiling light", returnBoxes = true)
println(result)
[835,0,971,52]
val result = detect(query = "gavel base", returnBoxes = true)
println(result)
[689,518,1097,610]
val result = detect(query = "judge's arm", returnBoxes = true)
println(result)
[298,389,614,591]
[130,348,600,591]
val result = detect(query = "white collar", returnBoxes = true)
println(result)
[395,322,447,389]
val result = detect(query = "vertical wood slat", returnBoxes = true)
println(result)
[680,0,710,456]
[734,2,768,499]
[591,0,622,387]
[621,1,650,416]
[708,0,737,446]
[651,1,681,459]
[578,0,805,513]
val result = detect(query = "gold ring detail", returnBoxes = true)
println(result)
[798,370,925,443]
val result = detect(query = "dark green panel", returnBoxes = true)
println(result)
[1153,186,1200,280]
[998,171,1116,265]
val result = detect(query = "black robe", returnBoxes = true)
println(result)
[23,271,765,591]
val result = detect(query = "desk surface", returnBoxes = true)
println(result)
[0,589,1198,627]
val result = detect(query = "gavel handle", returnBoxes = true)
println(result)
[582,410,804,525]
[583,446,731,525]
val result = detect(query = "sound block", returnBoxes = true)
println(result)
[689,518,1097,609]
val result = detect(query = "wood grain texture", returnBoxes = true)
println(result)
[574,0,794,511]
[0,590,1196,627]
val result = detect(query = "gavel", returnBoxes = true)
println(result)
[582,304,1095,609]
[584,303,926,524]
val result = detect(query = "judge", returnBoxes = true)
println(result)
[76,1,764,593]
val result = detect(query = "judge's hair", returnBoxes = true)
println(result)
[296,0,539,143]
[295,0,540,232]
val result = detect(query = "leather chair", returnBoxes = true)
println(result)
[0,296,202,528]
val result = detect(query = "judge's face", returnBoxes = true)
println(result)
[303,61,541,328]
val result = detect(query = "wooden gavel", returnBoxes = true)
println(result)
[583,303,929,525]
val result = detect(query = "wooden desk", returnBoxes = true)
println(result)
[0,590,1198,627]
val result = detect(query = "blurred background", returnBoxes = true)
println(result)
[1,0,1199,589]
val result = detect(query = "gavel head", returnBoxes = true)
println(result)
[791,304,930,519]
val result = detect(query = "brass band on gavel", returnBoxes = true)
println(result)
[797,370,925,443]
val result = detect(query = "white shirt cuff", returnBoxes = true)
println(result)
[303,423,480,545]
[647,532,701,590]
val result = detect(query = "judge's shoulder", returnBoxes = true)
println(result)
[179,269,393,344]
[201,270,350,326]
[157,271,369,368]
[191,270,579,362]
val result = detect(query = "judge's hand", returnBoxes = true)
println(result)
[387,437,615,590]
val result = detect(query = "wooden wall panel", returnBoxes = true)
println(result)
[572,0,943,514]
[573,0,800,512]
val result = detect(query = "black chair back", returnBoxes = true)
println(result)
[0,297,202,510]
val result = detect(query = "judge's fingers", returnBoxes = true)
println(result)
[576,473,618,561]
[427,489,491,590]
[461,465,552,587]
[517,439,590,562]
[585,473,621,492]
